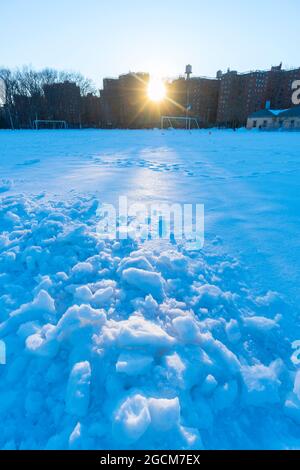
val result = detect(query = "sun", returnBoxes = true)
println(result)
[147,77,166,102]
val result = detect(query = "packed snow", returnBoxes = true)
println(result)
[0,129,299,450]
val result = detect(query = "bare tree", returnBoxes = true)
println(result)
[0,77,5,106]
[0,65,99,128]
[58,70,96,96]
[0,68,18,128]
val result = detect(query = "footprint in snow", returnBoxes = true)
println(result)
[0,179,13,192]
[17,159,40,166]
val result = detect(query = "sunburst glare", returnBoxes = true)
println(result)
[147,77,166,102]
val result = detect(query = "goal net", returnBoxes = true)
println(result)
[161,116,200,130]
[34,120,68,130]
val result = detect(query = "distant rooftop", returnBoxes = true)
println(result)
[249,109,278,119]
[279,106,300,118]
[249,106,300,119]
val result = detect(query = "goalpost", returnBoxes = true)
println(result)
[33,120,68,130]
[161,116,200,130]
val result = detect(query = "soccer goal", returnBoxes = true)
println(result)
[33,120,68,130]
[161,116,200,130]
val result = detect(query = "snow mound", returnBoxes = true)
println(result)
[122,268,165,301]
[66,361,91,417]
[0,194,299,450]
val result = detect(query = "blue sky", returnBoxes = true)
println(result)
[1,0,299,88]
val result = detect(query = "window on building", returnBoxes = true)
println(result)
[253,120,257,128]
[291,120,295,128]
[263,120,268,127]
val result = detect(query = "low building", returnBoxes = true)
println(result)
[279,106,300,129]
[247,105,300,130]
[247,109,279,129]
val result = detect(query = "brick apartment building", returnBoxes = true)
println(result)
[100,73,162,128]
[100,78,121,127]
[1,77,101,129]
[100,73,220,128]
[43,81,81,126]
[217,64,300,127]
[166,76,219,127]
[81,93,102,128]
[100,64,300,129]
[266,65,300,109]
[118,72,160,128]
[118,73,147,127]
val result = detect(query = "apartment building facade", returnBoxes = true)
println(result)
[217,64,300,127]
[43,81,81,126]
[100,78,121,127]
[99,65,300,129]
[166,77,220,127]
[101,73,162,128]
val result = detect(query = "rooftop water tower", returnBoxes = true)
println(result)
[185,64,193,80]
[185,65,193,128]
